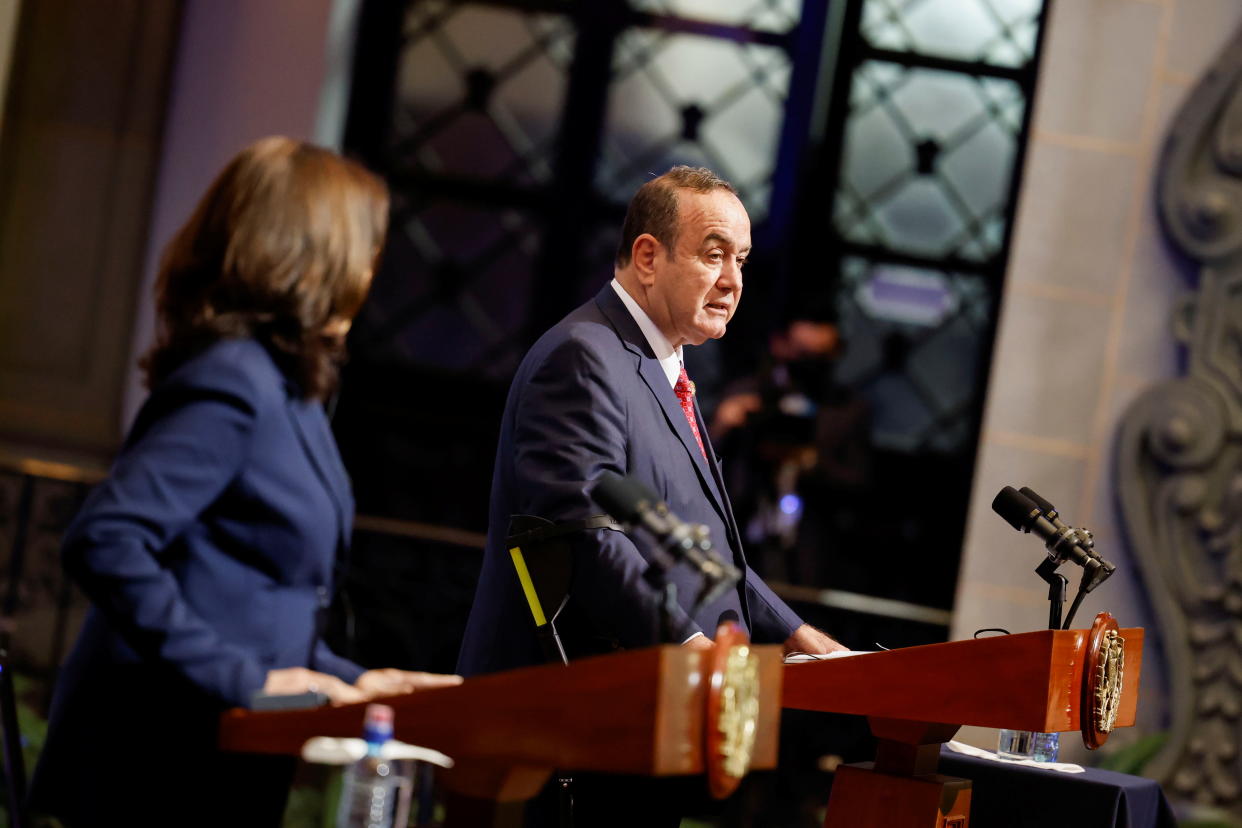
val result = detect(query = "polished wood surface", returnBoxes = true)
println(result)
[221,641,783,804]
[783,626,1144,734]
[752,639,784,771]
[795,619,1146,828]
[826,764,971,828]
[224,647,702,773]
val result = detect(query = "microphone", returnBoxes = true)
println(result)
[1018,486,1058,519]
[991,486,1114,592]
[1019,486,1116,586]
[592,472,741,607]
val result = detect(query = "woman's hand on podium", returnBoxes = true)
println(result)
[263,667,366,705]
[354,669,464,699]
[783,624,847,656]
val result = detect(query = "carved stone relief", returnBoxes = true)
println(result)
[1117,24,1242,810]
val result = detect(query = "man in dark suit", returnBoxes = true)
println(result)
[458,166,842,679]
[458,164,846,826]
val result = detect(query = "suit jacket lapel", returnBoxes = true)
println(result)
[594,286,729,520]
[694,395,743,549]
[286,393,353,551]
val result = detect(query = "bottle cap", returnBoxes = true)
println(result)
[362,703,394,744]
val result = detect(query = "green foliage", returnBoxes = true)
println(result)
[281,766,343,828]
[1176,805,1242,828]
[1090,732,1242,828]
[1094,731,1168,776]
[281,783,327,828]
[13,676,48,780]
[0,674,53,828]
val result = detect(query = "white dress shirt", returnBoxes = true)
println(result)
[610,278,681,388]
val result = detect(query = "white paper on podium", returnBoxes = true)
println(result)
[783,650,875,663]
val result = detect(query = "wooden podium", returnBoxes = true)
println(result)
[220,637,782,825]
[782,615,1143,828]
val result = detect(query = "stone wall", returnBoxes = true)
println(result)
[952,0,1242,763]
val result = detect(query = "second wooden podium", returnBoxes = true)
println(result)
[783,613,1143,828]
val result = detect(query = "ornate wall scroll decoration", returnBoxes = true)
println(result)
[1117,23,1242,810]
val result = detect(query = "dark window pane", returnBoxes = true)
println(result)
[393,2,574,183]
[835,62,1025,261]
[835,257,993,453]
[597,28,791,219]
[355,200,539,380]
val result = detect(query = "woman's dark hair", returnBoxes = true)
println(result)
[142,136,389,399]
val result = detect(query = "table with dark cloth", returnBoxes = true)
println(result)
[939,750,1177,828]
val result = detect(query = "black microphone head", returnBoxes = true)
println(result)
[992,486,1041,532]
[1019,486,1057,516]
[1084,556,1117,592]
[592,472,656,523]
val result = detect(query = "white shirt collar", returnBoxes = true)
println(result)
[611,278,682,388]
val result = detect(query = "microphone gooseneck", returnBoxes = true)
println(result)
[593,472,741,610]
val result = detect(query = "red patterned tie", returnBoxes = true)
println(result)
[674,365,707,461]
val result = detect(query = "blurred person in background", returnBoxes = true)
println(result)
[711,310,870,585]
[708,310,873,828]
[28,137,460,827]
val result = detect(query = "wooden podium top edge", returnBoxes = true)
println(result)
[780,626,1144,733]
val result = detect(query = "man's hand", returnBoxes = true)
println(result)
[355,669,464,699]
[263,667,366,705]
[683,634,715,651]
[783,624,847,656]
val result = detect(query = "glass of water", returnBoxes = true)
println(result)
[997,729,1059,762]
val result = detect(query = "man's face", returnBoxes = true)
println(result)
[648,188,751,349]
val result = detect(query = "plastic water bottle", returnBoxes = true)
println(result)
[997,728,1060,762]
[336,703,414,828]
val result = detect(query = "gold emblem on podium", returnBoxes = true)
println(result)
[1094,629,1125,733]
[717,642,760,779]
[705,621,761,798]
[1082,611,1125,748]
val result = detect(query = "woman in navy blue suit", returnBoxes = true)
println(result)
[28,137,460,826]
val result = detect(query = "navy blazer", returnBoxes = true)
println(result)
[457,284,803,676]
[30,338,363,823]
